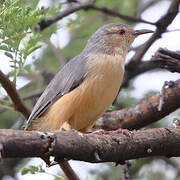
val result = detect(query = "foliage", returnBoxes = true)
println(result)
[0,0,42,83]
[21,164,65,179]
[0,0,60,84]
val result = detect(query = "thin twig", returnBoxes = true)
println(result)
[122,161,131,180]
[90,5,155,25]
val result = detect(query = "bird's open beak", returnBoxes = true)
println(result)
[132,29,154,36]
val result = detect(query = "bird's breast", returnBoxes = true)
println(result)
[69,53,125,130]
[85,53,125,103]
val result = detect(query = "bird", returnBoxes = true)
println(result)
[24,23,153,180]
[25,23,153,132]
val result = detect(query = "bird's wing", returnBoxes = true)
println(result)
[25,54,88,129]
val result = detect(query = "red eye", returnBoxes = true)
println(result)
[118,29,125,35]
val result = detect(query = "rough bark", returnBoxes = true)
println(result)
[1,128,180,163]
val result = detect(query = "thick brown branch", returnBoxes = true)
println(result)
[130,0,180,62]
[0,70,30,119]
[1,128,180,163]
[96,78,180,131]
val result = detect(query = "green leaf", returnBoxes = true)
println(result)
[26,44,41,57]
[0,45,9,51]
[21,164,45,175]
[4,51,13,59]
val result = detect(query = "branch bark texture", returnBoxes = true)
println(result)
[1,128,180,163]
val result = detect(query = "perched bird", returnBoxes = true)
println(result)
[25,23,153,180]
[25,23,153,132]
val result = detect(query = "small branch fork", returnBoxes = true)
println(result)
[124,0,180,87]
[1,127,180,163]
[129,0,180,63]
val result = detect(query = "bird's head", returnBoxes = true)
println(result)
[85,23,153,55]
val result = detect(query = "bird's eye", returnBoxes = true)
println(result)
[117,29,125,35]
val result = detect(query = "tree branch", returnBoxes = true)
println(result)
[95,78,180,131]
[35,0,97,31]
[152,48,180,73]
[123,48,180,87]
[1,128,180,163]
[35,0,154,32]
[0,70,30,119]
[89,5,155,25]
[130,0,180,63]
[0,158,21,178]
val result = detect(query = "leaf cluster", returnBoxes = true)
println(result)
[21,164,65,180]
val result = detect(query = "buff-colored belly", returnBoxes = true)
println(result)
[77,77,123,130]
[28,54,124,132]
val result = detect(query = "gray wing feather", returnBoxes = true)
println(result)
[25,53,88,128]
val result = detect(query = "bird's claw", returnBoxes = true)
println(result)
[92,128,133,137]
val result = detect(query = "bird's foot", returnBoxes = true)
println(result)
[113,128,133,137]
[91,129,109,135]
[92,128,132,137]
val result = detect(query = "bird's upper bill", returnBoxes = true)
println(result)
[132,29,154,36]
